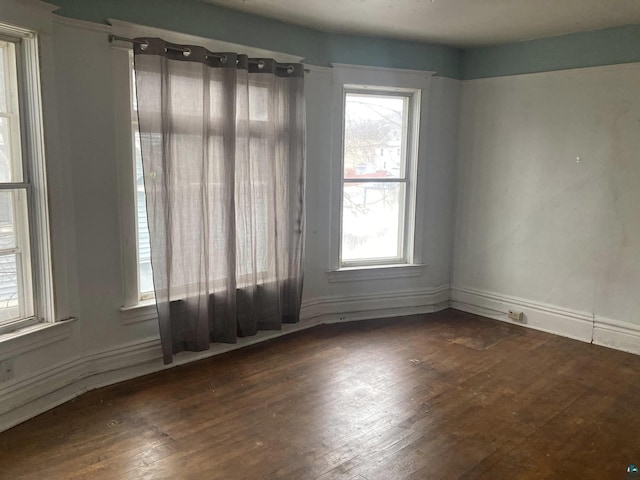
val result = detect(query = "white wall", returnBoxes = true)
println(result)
[452,63,640,346]
[0,11,459,431]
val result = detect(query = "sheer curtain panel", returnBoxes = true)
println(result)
[133,38,305,364]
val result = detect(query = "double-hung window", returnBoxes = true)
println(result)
[128,55,282,301]
[340,86,420,267]
[0,24,52,332]
[114,27,305,312]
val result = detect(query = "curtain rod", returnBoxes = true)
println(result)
[108,34,309,73]
[109,34,227,61]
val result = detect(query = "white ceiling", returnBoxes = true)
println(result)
[199,0,640,48]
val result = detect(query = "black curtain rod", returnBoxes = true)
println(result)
[108,34,310,73]
[108,34,227,60]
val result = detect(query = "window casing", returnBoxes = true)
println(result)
[0,25,53,333]
[339,86,421,268]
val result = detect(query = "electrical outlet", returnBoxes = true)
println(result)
[507,310,524,322]
[0,359,14,383]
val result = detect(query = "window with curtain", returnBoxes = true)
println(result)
[132,38,305,364]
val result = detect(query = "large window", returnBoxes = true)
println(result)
[128,57,278,301]
[340,87,420,267]
[0,26,52,332]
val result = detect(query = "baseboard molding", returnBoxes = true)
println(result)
[450,286,640,356]
[0,285,449,433]
[0,336,164,434]
[301,284,450,324]
[450,285,594,342]
[593,316,640,355]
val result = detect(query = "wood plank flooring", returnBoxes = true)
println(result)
[2,309,640,479]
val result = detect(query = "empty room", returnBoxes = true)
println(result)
[0,0,639,478]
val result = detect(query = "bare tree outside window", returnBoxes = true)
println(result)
[340,90,417,265]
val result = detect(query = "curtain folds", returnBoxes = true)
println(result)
[133,38,305,364]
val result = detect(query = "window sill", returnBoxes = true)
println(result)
[326,264,425,283]
[0,318,77,361]
[120,300,158,325]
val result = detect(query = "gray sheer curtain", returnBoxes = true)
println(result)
[133,38,305,365]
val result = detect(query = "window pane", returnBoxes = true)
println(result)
[0,117,20,182]
[249,84,269,122]
[130,60,138,112]
[134,130,154,294]
[0,189,31,324]
[0,41,23,184]
[0,45,6,113]
[132,55,153,297]
[343,93,407,180]
[0,190,16,249]
[0,253,19,322]
[139,258,154,295]
[341,182,405,262]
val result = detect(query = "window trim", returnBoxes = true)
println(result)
[338,85,421,268]
[329,64,433,276]
[0,24,54,333]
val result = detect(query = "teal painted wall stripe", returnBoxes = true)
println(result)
[463,25,640,80]
[324,33,461,77]
[44,0,640,80]
[48,0,463,79]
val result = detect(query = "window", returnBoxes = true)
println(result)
[129,57,154,300]
[114,27,306,312]
[0,25,53,332]
[128,56,280,301]
[339,86,420,267]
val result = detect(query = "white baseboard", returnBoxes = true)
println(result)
[0,337,163,434]
[450,286,640,356]
[450,285,594,342]
[593,316,640,355]
[301,284,450,324]
[0,285,449,433]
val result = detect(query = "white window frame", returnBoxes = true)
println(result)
[0,23,54,334]
[128,54,155,302]
[339,85,421,268]
[328,63,433,281]
[114,45,156,309]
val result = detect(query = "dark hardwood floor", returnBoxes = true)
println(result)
[2,309,640,479]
